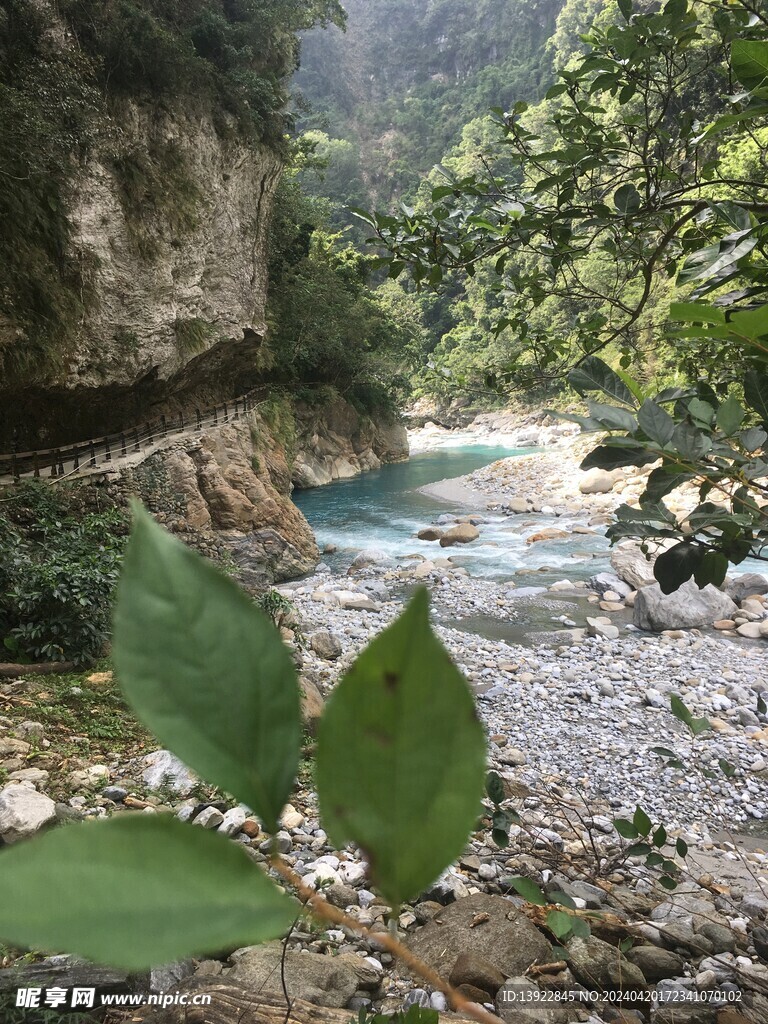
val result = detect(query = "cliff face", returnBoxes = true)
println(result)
[293,396,409,488]
[3,100,282,449]
[107,410,320,587]
[70,104,281,394]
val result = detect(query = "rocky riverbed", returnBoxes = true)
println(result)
[3,410,768,1023]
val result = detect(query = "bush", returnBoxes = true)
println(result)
[0,484,128,665]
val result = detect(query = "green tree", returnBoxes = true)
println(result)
[361,0,768,590]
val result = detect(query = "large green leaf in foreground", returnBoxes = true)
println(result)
[317,588,487,907]
[0,816,296,967]
[114,504,300,832]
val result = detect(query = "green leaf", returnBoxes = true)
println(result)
[671,422,711,461]
[670,694,711,737]
[613,818,639,840]
[547,909,574,940]
[740,426,767,453]
[0,816,295,968]
[688,399,715,428]
[626,843,652,857]
[719,758,736,778]
[669,303,726,325]
[653,825,667,848]
[550,891,577,910]
[586,400,637,432]
[654,543,701,594]
[694,550,729,589]
[509,877,548,906]
[730,305,768,340]
[113,505,301,833]
[568,356,636,406]
[633,806,652,836]
[651,746,678,759]
[486,770,505,806]
[492,828,510,848]
[732,39,768,91]
[569,917,591,939]
[716,396,746,436]
[614,183,641,215]
[676,838,689,858]
[659,875,679,890]
[745,370,768,424]
[317,589,486,907]
[581,446,657,471]
[637,400,675,445]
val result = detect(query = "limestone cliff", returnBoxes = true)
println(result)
[109,410,319,587]
[292,396,408,488]
[4,102,282,450]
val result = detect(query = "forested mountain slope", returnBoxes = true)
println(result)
[295,0,565,209]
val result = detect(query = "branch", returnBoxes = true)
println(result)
[269,856,503,1024]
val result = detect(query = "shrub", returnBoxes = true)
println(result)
[0,484,128,665]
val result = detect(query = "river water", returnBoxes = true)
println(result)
[292,444,612,584]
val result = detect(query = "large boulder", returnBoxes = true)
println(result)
[310,630,343,661]
[439,523,480,547]
[417,527,443,541]
[579,468,624,494]
[588,572,633,599]
[610,539,671,590]
[633,581,738,632]
[300,675,325,736]
[566,935,646,994]
[405,893,553,980]
[727,573,768,603]
[142,750,197,796]
[0,784,57,843]
[227,942,358,1008]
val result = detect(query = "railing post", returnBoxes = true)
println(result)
[161,415,167,439]
[58,451,64,475]
[89,442,96,468]
[33,452,40,478]
[223,402,228,423]
[50,452,58,478]
[147,422,154,445]
[134,428,140,453]
[233,398,239,421]
[120,433,127,458]
[179,410,185,431]
[196,408,202,430]
[213,406,218,426]
[104,439,111,463]
[73,447,80,472]
[10,439,18,482]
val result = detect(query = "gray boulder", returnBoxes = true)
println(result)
[439,523,480,547]
[406,893,552,980]
[727,572,768,603]
[626,945,686,983]
[228,942,358,1007]
[611,540,671,590]
[633,581,738,632]
[588,572,633,599]
[310,630,343,661]
[566,934,646,993]
[142,750,197,796]
[0,784,57,843]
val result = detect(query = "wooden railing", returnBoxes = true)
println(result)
[0,388,265,483]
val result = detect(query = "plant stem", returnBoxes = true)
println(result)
[269,856,502,1024]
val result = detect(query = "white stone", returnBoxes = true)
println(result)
[0,785,57,843]
[142,749,197,796]
[218,807,247,836]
